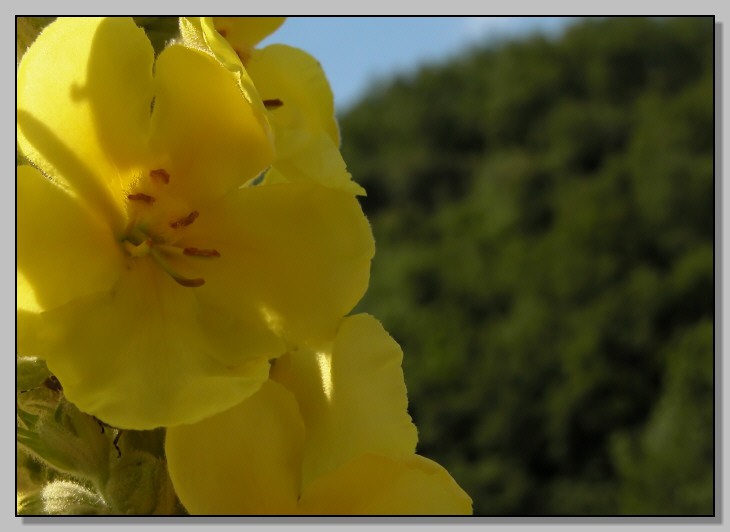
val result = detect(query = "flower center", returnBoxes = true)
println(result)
[121,168,219,287]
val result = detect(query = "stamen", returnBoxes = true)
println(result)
[183,247,221,258]
[123,238,153,257]
[173,277,206,288]
[263,98,284,110]
[170,211,199,228]
[149,249,205,288]
[149,168,170,184]
[128,193,155,204]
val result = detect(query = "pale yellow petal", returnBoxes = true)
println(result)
[249,44,339,144]
[298,453,473,515]
[17,276,47,358]
[178,17,271,139]
[165,380,303,515]
[247,45,365,194]
[37,263,277,430]
[149,44,273,205]
[17,17,154,226]
[264,131,366,196]
[184,183,374,347]
[17,165,123,317]
[213,17,286,61]
[272,314,418,488]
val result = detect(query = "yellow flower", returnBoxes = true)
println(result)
[17,17,374,430]
[209,17,286,64]
[180,17,365,195]
[165,314,473,515]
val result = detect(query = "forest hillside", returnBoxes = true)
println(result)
[339,16,715,515]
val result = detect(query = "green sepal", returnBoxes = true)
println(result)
[103,449,180,515]
[16,17,56,62]
[17,398,112,487]
[17,356,53,394]
[133,17,180,55]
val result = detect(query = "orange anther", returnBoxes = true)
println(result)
[183,247,221,258]
[170,211,199,229]
[263,98,284,110]
[127,193,155,204]
[149,168,170,184]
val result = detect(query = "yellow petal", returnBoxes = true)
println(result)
[213,17,286,62]
[165,380,304,515]
[264,131,366,196]
[178,17,271,140]
[247,45,365,194]
[272,314,418,488]
[17,276,44,357]
[185,182,374,347]
[298,453,473,515]
[149,44,273,205]
[17,17,154,226]
[249,44,339,145]
[37,263,277,430]
[17,165,123,317]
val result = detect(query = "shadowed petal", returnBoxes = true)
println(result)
[263,130,365,195]
[247,44,364,195]
[185,182,374,347]
[248,44,339,145]
[178,17,270,141]
[17,165,123,319]
[213,17,286,60]
[149,44,273,205]
[17,17,154,221]
[37,263,278,430]
[272,314,418,489]
[165,380,303,514]
[298,453,473,515]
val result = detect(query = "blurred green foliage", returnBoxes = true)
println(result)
[340,16,714,515]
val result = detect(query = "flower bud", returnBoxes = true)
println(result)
[38,480,109,515]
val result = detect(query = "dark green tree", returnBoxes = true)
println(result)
[340,16,714,515]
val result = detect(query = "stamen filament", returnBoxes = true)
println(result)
[123,238,153,257]
[172,277,205,288]
[154,244,186,256]
[149,249,205,288]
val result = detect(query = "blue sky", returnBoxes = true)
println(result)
[260,17,580,112]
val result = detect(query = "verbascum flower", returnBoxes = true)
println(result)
[180,17,365,195]
[165,314,472,515]
[17,17,374,430]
